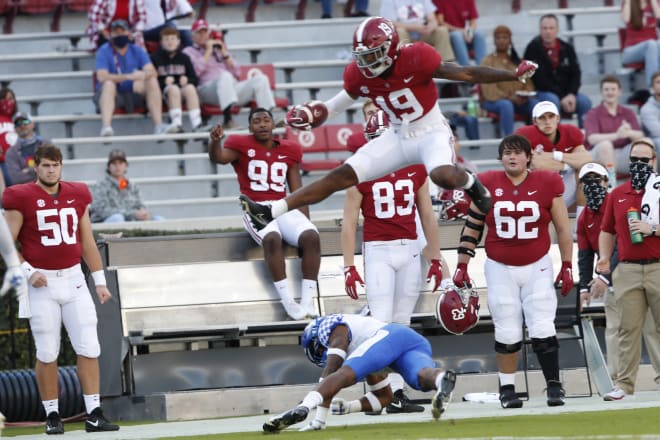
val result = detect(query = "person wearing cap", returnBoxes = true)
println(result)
[143,0,194,49]
[86,0,146,49]
[584,76,644,184]
[5,112,50,186]
[183,19,276,130]
[597,138,660,401]
[523,14,591,128]
[576,161,660,396]
[95,19,178,136]
[90,149,163,222]
[516,100,592,229]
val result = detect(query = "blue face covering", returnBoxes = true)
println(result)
[112,35,130,49]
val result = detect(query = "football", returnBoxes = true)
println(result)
[304,100,329,128]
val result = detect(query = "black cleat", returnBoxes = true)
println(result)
[85,407,120,432]
[45,411,64,435]
[431,369,456,420]
[499,384,523,409]
[546,380,565,406]
[464,172,491,214]
[262,405,309,433]
[386,390,424,413]
[239,194,273,230]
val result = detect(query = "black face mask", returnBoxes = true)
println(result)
[583,181,607,211]
[112,35,130,49]
[630,160,653,190]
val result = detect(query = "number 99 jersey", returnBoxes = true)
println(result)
[3,182,92,269]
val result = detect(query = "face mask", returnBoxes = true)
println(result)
[0,98,15,117]
[112,35,130,49]
[583,181,607,211]
[630,160,653,190]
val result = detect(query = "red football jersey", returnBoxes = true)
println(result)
[480,169,564,266]
[2,181,92,269]
[515,124,584,154]
[346,131,367,153]
[358,165,427,242]
[224,135,303,202]
[576,200,606,252]
[344,43,442,124]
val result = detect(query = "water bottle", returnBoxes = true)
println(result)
[467,96,478,118]
[627,207,644,244]
[606,163,616,190]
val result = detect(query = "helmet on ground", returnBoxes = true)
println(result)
[435,287,480,335]
[437,189,471,221]
[364,110,390,140]
[352,16,399,78]
[301,318,328,367]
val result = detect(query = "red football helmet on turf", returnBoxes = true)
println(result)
[437,189,471,221]
[365,110,390,140]
[435,287,480,335]
[352,17,399,78]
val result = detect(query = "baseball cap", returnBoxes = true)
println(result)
[12,111,31,124]
[578,162,608,181]
[191,19,209,32]
[107,149,128,166]
[110,19,130,31]
[532,101,559,119]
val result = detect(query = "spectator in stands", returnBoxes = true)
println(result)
[640,71,660,158]
[597,138,660,401]
[95,19,177,137]
[5,112,49,186]
[480,25,538,136]
[445,111,479,143]
[620,0,660,87]
[576,162,660,392]
[516,101,592,229]
[523,14,592,128]
[584,76,644,182]
[434,0,487,66]
[90,149,163,223]
[208,108,321,320]
[380,0,456,63]
[0,87,18,188]
[184,19,276,130]
[321,0,369,19]
[86,0,147,48]
[453,134,574,409]
[341,110,447,415]
[151,27,208,132]
[143,0,194,49]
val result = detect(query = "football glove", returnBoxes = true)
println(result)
[554,261,574,297]
[516,59,538,83]
[344,265,364,300]
[452,262,472,289]
[330,398,349,415]
[426,259,443,292]
[298,419,326,431]
[286,105,313,131]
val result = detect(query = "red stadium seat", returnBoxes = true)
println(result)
[19,0,57,14]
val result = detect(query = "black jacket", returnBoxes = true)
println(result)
[523,36,582,98]
[150,48,199,91]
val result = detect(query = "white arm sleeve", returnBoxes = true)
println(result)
[0,215,19,268]
[324,90,357,121]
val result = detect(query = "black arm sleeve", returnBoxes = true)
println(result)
[578,248,595,291]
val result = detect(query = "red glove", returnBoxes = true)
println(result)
[555,261,574,297]
[286,105,312,130]
[344,265,364,300]
[426,259,443,292]
[516,59,538,83]
[452,262,472,289]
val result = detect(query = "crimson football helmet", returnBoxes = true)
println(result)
[365,110,390,140]
[352,16,399,78]
[437,189,471,221]
[435,286,480,335]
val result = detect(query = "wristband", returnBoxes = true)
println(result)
[326,348,347,360]
[21,261,35,278]
[597,274,610,286]
[553,151,564,162]
[92,270,107,286]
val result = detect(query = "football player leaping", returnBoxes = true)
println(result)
[239,16,538,230]
[452,134,574,409]
[263,313,457,432]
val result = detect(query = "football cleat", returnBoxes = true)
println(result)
[263,405,309,433]
[546,380,565,406]
[499,384,523,409]
[386,390,424,413]
[45,411,64,435]
[431,369,456,420]
[464,172,491,214]
[239,194,273,230]
[85,408,119,432]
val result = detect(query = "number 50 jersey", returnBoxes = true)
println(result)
[3,181,92,270]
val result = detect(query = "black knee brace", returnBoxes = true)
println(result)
[531,336,559,354]
[494,340,522,354]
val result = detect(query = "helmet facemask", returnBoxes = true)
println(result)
[353,40,393,78]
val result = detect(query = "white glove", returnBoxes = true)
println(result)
[330,397,350,415]
[298,419,325,431]
[1,266,30,318]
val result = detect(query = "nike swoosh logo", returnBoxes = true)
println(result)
[278,155,287,159]
[540,267,549,271]
[88,420,100,427]
[618,199,626,203]
[67,199,75,204]
[408,172,416,177]
[389,401,403,409]
[587,223,594,228]
[528,191,537,195]
[403,76,414,83]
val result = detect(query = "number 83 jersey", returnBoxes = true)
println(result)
[479,169,564,266]
[3,181,92,270]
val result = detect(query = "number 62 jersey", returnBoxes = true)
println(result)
[3,181,92,270]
